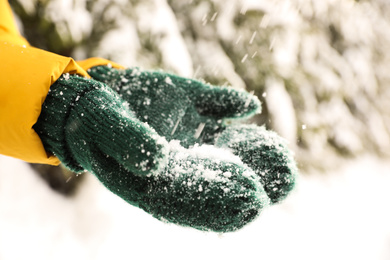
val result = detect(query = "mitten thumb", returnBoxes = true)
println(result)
[34,74,169,176]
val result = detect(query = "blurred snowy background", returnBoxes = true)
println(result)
[1,0,390,259]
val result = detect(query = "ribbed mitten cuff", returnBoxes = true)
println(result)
[34,74,103,172]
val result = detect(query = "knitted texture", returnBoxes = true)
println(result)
[216,125,298,203]
[87,66,261,147]
[33,74,169,176]
[91,142,270,232]
[34,74,270,232]
[88,66,298,203]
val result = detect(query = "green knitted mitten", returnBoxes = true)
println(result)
[34,74,270,232]
[34,74,169,176]
[88,66,298,203]
[87,66,261,147]
[216,125,298,203]
[91,142,270,232]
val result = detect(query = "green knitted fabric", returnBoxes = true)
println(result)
[88,66,298,203]
[216,125,298,203]
[34,74,270,232]
[87,66,261,147]
[33,74,169,176]
[91,143,270,232]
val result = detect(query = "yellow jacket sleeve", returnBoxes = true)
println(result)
[76,57,124,71]
[0,43,91,165]
[0,1,125,165]
[0,0,87,165]
[0,0,29,47]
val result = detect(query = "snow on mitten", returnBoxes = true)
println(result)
[34,74,169,176]
[34,74,269,232]
[90,141,270,232]
[87,66,261,147]
[87,66,298,203]
[216,125,298,203]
